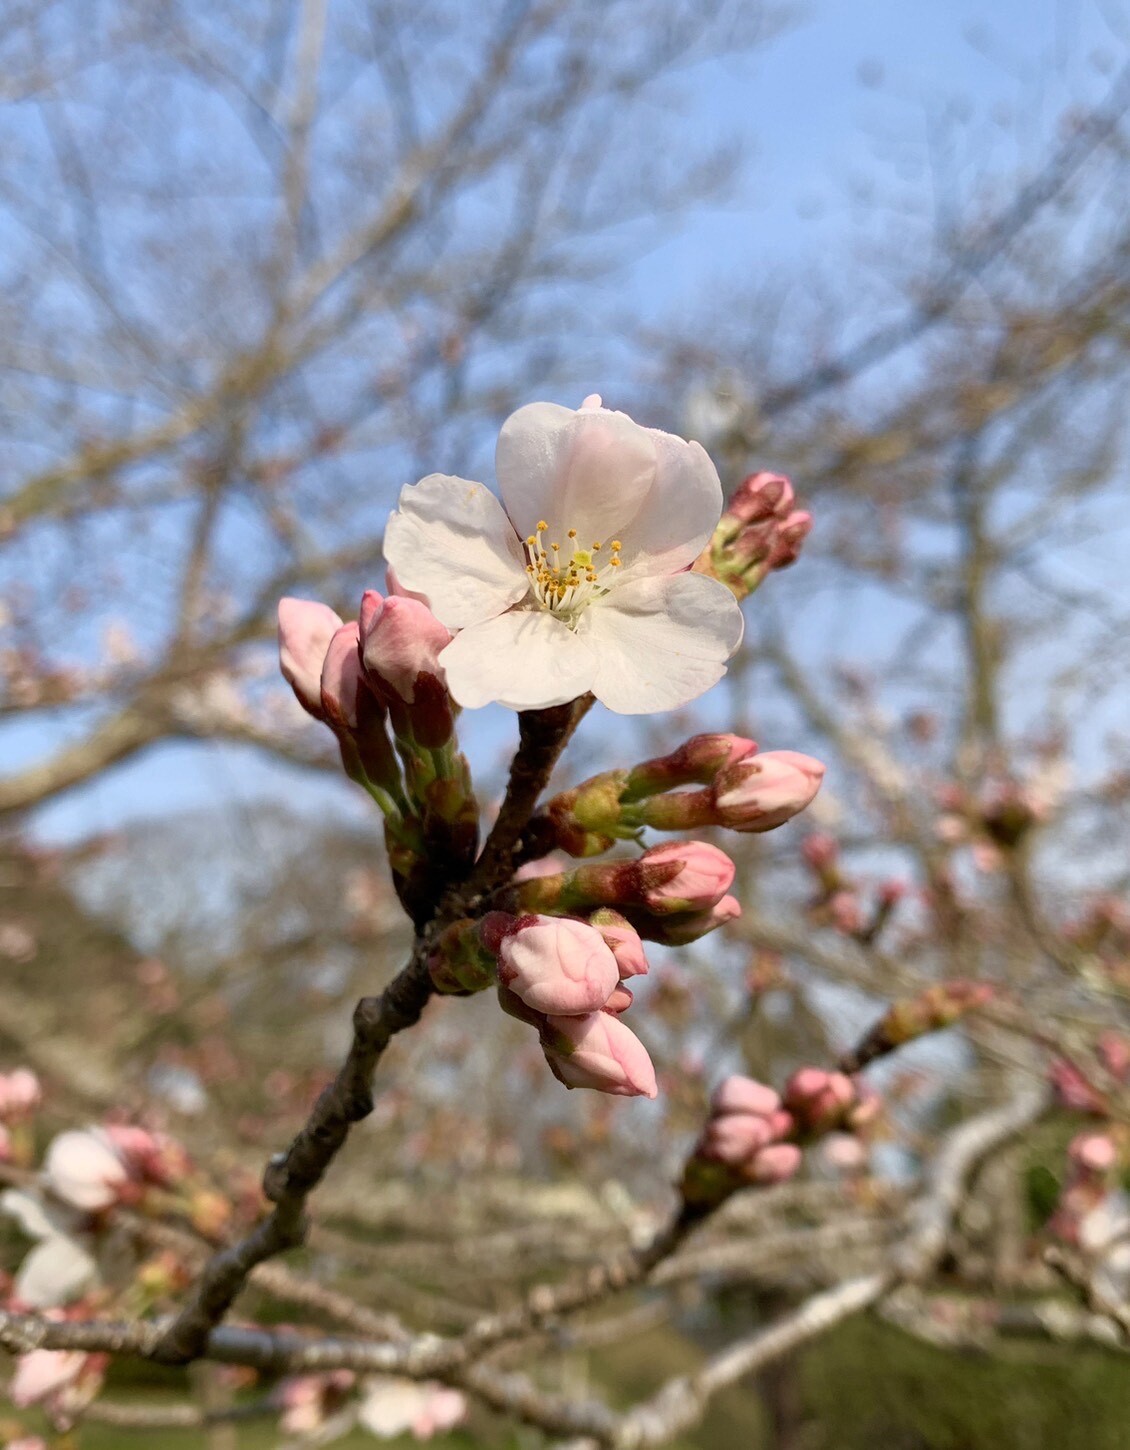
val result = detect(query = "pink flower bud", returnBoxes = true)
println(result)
[360,593,452,705]
[728,471,795,524]
[541,1012,658,1098]
[496,916,620,1016]
[829,890,863,934]
[588,909,650,978]
[711,1075,781,1118]
[651,894,741,945]
[320,621,366,730]
[746,1142,803,1185]
[701,1112,776,1166]
[783,1068,856,1133]
[712,750,825,832]
[823,1132,867,1173]
[44,1128,130,1211]
[625,733,757,797]
[1049,1058,1105,1115]
[1069,1132,1117,1175]
[1098,1031,1130,1081]
[768,510,813,568]
[802,833,839,870]
[638,841,736,914]
[0,1068,41,1118]
[278,598,344,718]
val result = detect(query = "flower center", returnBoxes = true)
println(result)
[523,522,622,621]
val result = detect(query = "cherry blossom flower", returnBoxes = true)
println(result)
[383,397,744,713]
[357,1376,467,1439]
[43,1129,130,1211]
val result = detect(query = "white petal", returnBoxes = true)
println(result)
[440,609,596,710]
[496,403,657,545]
[2,1189,59,1242]
[577,572,744,714]
[15,1235,97,1309]
[383,474,528,629]
[615,429,723,582]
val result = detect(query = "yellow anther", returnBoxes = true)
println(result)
[610,558,621,567]
[592,541,601,551]
[537,520,548,532]
[611,540,622,551]
[526,535,536,546]
[567,529,577,539]
[551,542,560,552]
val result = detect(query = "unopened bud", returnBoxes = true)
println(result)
[495,915,620,1016]
[632,894,742,945]
[588,909,650,978]
[540,1012,657,1098]
[783,1068,855,1134]
[724,471,795,527]
[636,841,736,914]
[622,734,757,801]
[746,1142,803,1185]
[320,622,366,731]
[711,750,825,832]
[278,598,344,719]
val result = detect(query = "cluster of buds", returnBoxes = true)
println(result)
[0,1067,41,1167]
[41,1124,225,1235]
[543,734,824,858]
[934,775,1057,873]
[692,471,813,600]
[428,911,657,1097]
[800,833,906,944]
[840,981,996,1073]
[509,840,740,948]
[681,1067,874,1213]
[681,1077,800,1209]
[279,586,477,922]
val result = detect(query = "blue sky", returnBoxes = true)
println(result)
[23,0,1124,845]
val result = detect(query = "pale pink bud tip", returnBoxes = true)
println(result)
[640,841,736,912]
[711,1075,781,1118]
[360,593,452,704]
[542,1012,658,1098]
[701,1113,775,1165]
[589,911,650,978]
[320,620,365,729]
[747,1142,803,1185]
[278,597,344,716]
[713,750,825,832]
[497,916,620,1016]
